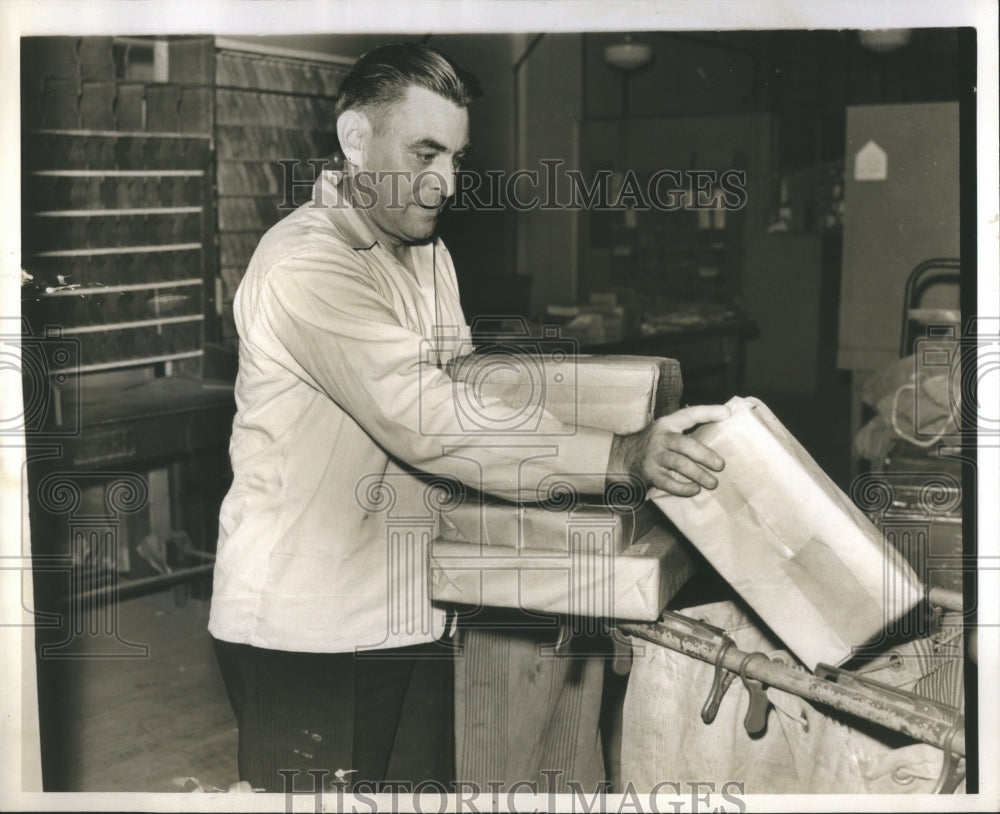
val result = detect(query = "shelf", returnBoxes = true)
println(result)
[26,128,211,139]
[31,207,203,217]
[217,192,302,199]
[30,243,203,258]
[38,278,202,297]
[59,315,204,335]
[216,157,321,165]
[74,350,203,375]
[59,562,216,607]
[29,169,205,177]
[214,83,342,102]
[215,36,355,67]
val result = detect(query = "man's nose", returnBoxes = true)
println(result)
[425,157,456,200]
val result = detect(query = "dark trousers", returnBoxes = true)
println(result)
[212,637,455,793]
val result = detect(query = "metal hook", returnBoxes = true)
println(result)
[552,622,572,656]
[700,635,736,725]
[610,629,633,676]
[932,718,966,794]
[737,651,772,737]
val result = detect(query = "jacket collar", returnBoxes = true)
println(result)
[312,171,378,251]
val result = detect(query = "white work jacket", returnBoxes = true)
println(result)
[208,174,614,652]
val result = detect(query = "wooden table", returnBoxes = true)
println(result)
[27,375,235,612]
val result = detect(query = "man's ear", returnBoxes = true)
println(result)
[336,110,371,168]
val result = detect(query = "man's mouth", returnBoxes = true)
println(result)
[414,195,447,211]
[416,202,445,217]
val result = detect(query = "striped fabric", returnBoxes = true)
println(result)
[855,611,964,710]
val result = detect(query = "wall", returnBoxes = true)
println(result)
[518,34,584,313]
[743,232,825,393]
[430,35,518,313]
[838,102,961,372]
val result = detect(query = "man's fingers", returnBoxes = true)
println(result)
[659,433,725,472]
[658,404,731,434]
[651,471,702,497]
[656,452,719,490]
[617,404,730,497]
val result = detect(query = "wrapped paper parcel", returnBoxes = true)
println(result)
[650,396,925,670]
[430,522,696,621]
[438,499,661,554]
[446,352,681,435]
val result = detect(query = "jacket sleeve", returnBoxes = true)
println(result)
[255,247,613,502]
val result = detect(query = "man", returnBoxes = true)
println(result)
[209,42,728,794]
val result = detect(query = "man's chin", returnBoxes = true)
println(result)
[405,215,440,243]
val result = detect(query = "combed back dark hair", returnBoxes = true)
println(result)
[335,42,482,125]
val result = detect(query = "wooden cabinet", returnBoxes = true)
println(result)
[21,35,356,366]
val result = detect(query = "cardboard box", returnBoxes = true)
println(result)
[179,88,211,134]
[650,396,925,670]
[145,84,181,132]
[78,37,115,80]
[167,38,213,85]
[115,84,145,132]
[439,498,660,555]
[42,78,80,130]
[430,522,696,621]
[80,81,116,130]
[446,353,681,435]
[27,37,81,81]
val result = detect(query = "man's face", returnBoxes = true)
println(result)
[355,85,469,246]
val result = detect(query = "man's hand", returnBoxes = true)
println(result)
[607,404,731,497]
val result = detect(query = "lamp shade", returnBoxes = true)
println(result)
[858,29,912,52]
[604,38,653,71]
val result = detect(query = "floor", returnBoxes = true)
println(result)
[36,591,239,792]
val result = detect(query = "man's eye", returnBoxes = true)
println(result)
[418,153,436,163]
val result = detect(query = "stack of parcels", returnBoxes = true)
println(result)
[432,499,697,621]
[431,353,695,621]
[651,396,926,670]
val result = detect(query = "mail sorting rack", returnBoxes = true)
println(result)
[21,131,212,375]
[212,38,349,346]
[20,38,224,625]
[619,584,966,794]
[21,36,216,374]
